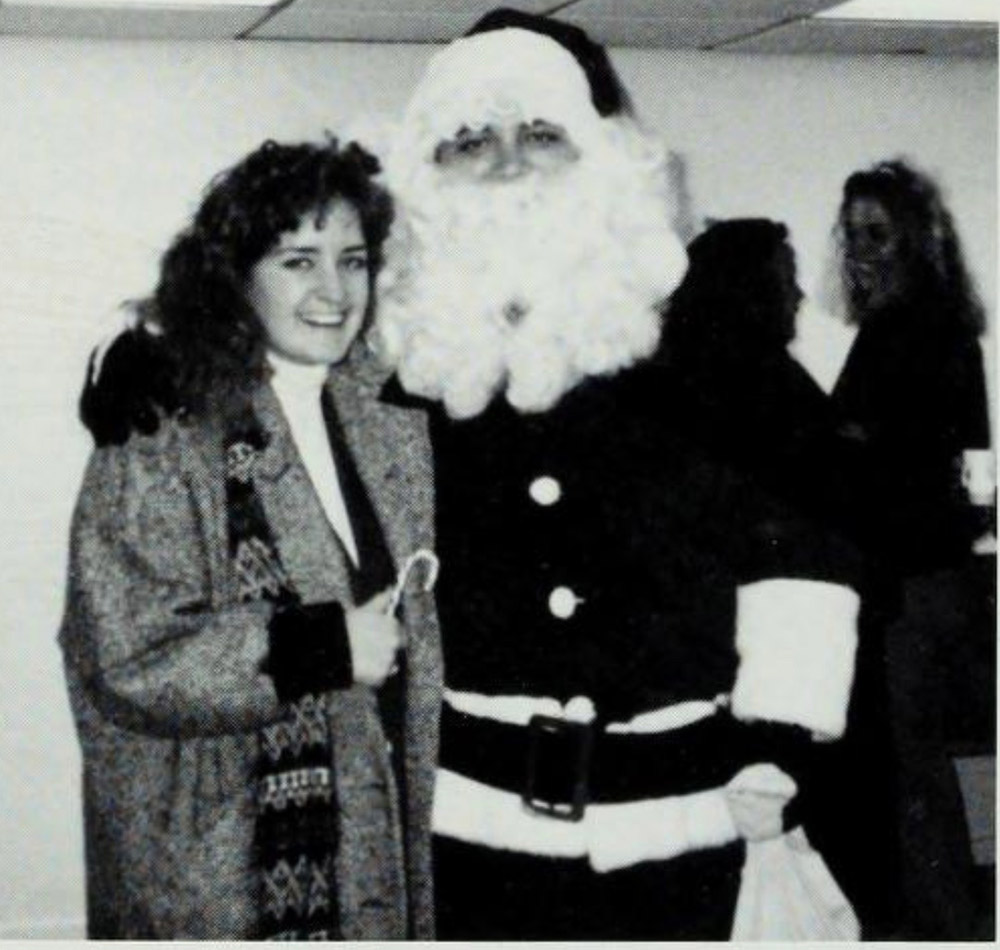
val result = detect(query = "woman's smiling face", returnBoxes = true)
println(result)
[247,200,370,366]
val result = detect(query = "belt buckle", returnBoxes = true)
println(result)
[523,713,592,822]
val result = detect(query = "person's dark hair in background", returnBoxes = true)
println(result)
[666,218,800,352]
[661,219,840,520]
[838,159,985,334]
[830,158,993,940]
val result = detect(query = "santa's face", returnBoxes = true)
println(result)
[432,116,580,184]
[376,35,687,419]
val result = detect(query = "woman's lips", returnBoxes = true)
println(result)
[298,310,349,327]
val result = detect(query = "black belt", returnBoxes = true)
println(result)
[440,703,753,814]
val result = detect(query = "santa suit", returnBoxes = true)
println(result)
[385,359,862,940]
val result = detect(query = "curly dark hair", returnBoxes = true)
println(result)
[145,138,393,414]
[835,158,984,334]
[663,218,800,365]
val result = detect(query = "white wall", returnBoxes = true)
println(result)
[0,36,994,938]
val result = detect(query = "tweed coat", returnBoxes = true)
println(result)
[59,347,442,940]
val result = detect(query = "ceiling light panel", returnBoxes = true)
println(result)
[558,0,840,19]
[248,0,556,41]
[817,0,999,23]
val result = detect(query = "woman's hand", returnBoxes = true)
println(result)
[345,588,403,687]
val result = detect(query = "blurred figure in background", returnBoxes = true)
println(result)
[660,217,901,936]
[660,219,842,520]
[830,158,993,939]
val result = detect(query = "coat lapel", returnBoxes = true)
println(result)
[249,383,356,606]
[325,351,436,576]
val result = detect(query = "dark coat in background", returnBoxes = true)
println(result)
[60,352,442,940]
[831,299,993,939]
[831,300,991,575]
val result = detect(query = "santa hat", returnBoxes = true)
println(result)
[395,29,614,170]
[464,8,633,118]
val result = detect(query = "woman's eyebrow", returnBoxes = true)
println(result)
[272,244,320,255]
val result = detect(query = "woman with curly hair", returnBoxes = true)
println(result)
[832,158,991,569]
[60,139,442,940]
[830,158,992,939]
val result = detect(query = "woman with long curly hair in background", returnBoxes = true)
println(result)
[830,158,993,940]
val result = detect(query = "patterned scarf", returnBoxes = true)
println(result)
[224,422,341,940]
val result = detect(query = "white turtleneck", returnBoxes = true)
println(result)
[267,352,360,566]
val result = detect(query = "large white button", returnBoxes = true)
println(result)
[563,696,596,724]
[548,586,582,619]
[529,475,562,506]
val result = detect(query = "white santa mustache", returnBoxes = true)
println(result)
[375,151,687,419]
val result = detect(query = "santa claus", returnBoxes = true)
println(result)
[373,10,862,940]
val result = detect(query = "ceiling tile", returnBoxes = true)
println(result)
[249,0,557,42]
[722,17,998,54]
[558,0,840,19]
[0,4,272,38]
[269,0,554,11]
[556,12,786,48]
[943,25,998,55]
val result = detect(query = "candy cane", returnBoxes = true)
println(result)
[388,549,440,614]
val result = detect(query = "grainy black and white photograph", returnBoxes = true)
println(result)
[0,0,995,942]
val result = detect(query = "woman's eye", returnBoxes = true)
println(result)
[341,255,368,272]
[281,256,314,271]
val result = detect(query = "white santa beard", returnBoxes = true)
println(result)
[377,152,686,419]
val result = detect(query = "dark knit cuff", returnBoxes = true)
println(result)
[265,600,353,703]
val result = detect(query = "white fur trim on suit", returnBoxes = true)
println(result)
[586,787,738,873]
[432,768,739,872]
[443,689,718,732]
[731,578,859,740]
[433,768,588,858]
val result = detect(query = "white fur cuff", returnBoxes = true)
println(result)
[731,578,859,740]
